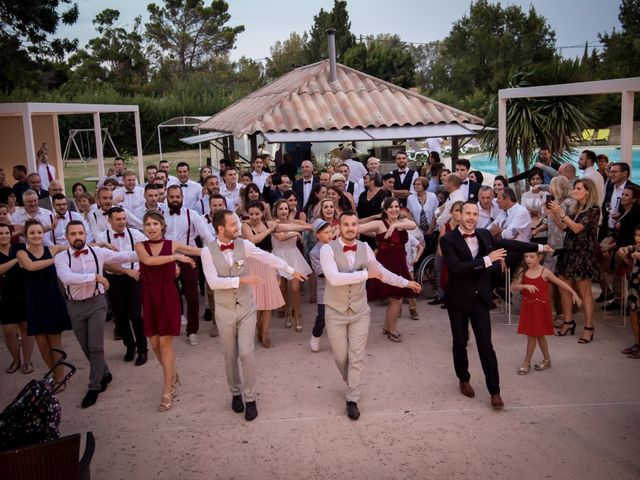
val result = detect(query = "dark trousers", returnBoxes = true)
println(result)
[447,296,500,395]
[312,304,325,338]
[106,274,147,354]
[177,258,200,335]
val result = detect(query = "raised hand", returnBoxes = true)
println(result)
[488,248,507,263]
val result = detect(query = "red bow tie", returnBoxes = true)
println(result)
[220,243,234,251]
[343,244,357,252]
[114,232,125,238]
[169,210,180,216]
[74,249,89,257]
[462,232,476,239]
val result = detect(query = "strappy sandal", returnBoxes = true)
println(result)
[284,316,293,329]
[295,318,303,333]
[517,363,531,375]
[22,362,34,374]
[534,359,551,371]
[6,361,20,374]
[159,393,173,412]
[387,332,402,343]
[382,328,390,336]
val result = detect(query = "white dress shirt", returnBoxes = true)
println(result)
[113,186,145,211]
[201,238,294,289]
[251,171,270,192]
[301,178,314,207]
[173,179,201,209]
[459,179,472,201]
[88,207,142,239]
[407,192,439,228]
[436,188,465,227]
[194,195,210,216]
[38,163,56,190]
[608,181,628,228]
[133,202,166,220]
[12,208,53,246]
[488,202,532,241]
[319,238,410,288]
[49,210,92,246]
[95,227,147,270]
[219,183,242,209]
[165,174,180,186]
[345,159,368,184]
[54,246,138,300]
[582,165,605,206]
[164,207,214,246]
[478,203,501,229]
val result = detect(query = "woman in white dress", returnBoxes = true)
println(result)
[271,199,312,332]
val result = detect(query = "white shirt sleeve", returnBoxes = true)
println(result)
[364,244,410,288]
[320,244,368,286]
[501,206,531,240]
[192,210,215,244]
[54,250,96,285]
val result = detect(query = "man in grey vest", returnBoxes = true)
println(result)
[320,211,421,420]
[201,209,308,421]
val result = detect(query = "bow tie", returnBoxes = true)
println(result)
[304,180,312,184]
[398,170,407,174]
[461,181,468,185]
[343,244,357,252]
[462,232,476,239]
[125,191,134,194]
[114,232,125,238]
[169,209,181,216]
[180,183,188,188]
[220,243,234,251]
[115,173,123,177]
[57,214,66,219]
[102,211,109,216]
[74,249,89,257]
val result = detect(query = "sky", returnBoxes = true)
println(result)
[59,0,623,62]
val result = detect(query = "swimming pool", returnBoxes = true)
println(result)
[469,147,640,183]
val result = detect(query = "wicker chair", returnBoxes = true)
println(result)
[0,432,95,480]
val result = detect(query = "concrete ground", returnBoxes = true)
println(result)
[1,296,639,480]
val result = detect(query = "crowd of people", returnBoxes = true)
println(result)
[0,143,636,422]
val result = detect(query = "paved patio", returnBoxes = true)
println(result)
[1,297,638,479]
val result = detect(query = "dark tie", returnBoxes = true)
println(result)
[462,232,476,239]
[102,211,109,216]
[125,191,134,194]
[116,173,123,177]
[114,232,125,238]
[398,170,407,174]
[343,244,357,252]
[74,249,89,257]
[461,181,468,185]
[220,243,234,251]
[304,180,311,184]
[180,184,188,188]
[169,210,180,216]
[46,165,53,182]
[57,214,66,219]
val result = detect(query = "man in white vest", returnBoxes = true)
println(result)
[201,209,308,421]
[320,211,421,420]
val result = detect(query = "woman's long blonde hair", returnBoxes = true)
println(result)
[568,178,599,216]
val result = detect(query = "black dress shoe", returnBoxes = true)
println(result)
[203,308,212,321]
[244,401,258,421]
[427,296,443,305]
[595,290,611,303]
[231,395,244,413]
[134,352,148,366]
[81,390,99,408]
[124,349,135,362]
[99,373,113,393]
[346,401,360,420]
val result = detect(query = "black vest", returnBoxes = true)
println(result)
[391,169,415,206]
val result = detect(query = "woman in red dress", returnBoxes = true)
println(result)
[512,252,581,375]
[134,211,201,412]
[360,198,419,342]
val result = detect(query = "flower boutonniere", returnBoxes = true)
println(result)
[236,259,244,267]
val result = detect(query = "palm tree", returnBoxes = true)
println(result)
[480,72,592,177]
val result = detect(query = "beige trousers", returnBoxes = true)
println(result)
[215,304,257,401]
[325,306,371,402]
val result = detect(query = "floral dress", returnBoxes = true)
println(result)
[557,206,600,280]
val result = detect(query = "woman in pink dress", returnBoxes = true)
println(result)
[134,211,201,412]
[512,252,581,375]
[360,197,419,343]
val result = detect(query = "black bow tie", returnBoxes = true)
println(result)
[398,170,407,174]
[304,180,311,184]
[102,211,109,216]
[169,209,181,216]
[461,181,468,185]
[180,183,188,188]
[125,191,134,194]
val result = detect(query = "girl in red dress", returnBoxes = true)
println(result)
[512,252,581,375]
[135,211,201,412]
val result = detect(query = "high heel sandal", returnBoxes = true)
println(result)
[517,363,531,375]
[295,318,303,333]
[284,316,293,329]
[5,361,20,374]
[556,321,576,336]
[578,326,595,344]
[159,393,173,412]
[387,332,402,343]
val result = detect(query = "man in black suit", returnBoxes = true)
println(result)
[454,159,480,202]
[510,147,560,185]
[599,162,634,241]
[440,202,552,409]
[391,151,418,207]
[292,160,318,211]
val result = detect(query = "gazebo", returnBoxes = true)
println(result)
[196,31,484,162]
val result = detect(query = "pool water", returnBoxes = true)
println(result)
[469,147,640,183]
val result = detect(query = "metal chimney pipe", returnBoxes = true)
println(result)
[326,27,337,83]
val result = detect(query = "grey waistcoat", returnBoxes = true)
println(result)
[208,239,254,313]
[323,240,370,315]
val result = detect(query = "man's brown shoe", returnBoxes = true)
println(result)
[491,394,504,409]
[459,382,475,398]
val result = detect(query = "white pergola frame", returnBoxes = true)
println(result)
[0,102,144,182]
[498,77,640,175]
[157,116,209,166]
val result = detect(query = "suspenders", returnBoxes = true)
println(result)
[106,228,135,269]
[186,209,191,246]
[50,210,73,245]
[66,246,100,300]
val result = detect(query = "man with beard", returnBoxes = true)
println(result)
[175,162,201,209]
[88,187,142,238]
[195,175,225,216]
[164,185,215,346]
[49,193,92,246]
[390,151,418,207]
[202,209,308,421]
[320,211,421,420]
[55,221,139,408]
[113,170,145,212]
[440,202,552,410]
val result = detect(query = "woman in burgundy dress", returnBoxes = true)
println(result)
[360,197,419,342]
[134,211,201,412]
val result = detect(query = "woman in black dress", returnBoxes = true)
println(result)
[0,223,33,374]
[16,219,71,385]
